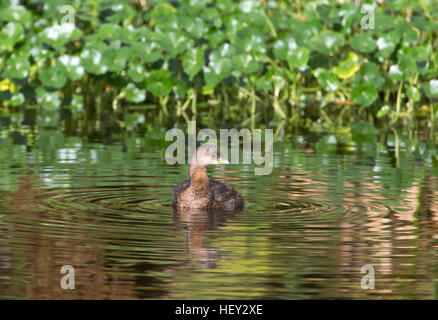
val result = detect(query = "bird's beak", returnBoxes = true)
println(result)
[217,158,230,164]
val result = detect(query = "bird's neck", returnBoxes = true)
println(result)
[189,165,209,196]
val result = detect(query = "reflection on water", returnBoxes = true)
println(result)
[0,129,437,299]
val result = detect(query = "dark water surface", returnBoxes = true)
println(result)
[0,129,438,299]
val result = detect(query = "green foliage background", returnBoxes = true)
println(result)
[0,0,437,135]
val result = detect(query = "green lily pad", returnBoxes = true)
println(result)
[80,43,109,75]
[31,46,54,63]
[233,29,266,55]
[145,69,174,96]
[106,47,129,73]
[424,80,438,99]
[7,92,25,106]
[333,52,360,79]
[131,42,161,63]
[352,83,378,107]
[232,54,259,74]
[356,63,385,90]
[255,67,282,92]
[123,83,146,103]
[127,62,145,83]
[374,12,397,32]
[58,55,85,81]
[3,54,30,79]
[398,53,417,76]
[172,78,188,99]
[314,68,339,92]
[207,30,226,48]
[180,16,206,38]
[350,33,377,53]
[310,30,345,55]
[98,1,134,23]
[183,47,204,80]
[40,23,82,50]
[388,64,403,82]
[395,20,418,43]
[36,87,61,111]
[203,55,232,88]
[273,37,309,69]
[39,64,67,89]
[0,21,24,51]
[376,32,400,59]
[156,31,193,57]
[0,5,32,27]
[239,0,260,13]
[150,2,176,22]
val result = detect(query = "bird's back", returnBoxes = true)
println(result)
[173,179,244,211]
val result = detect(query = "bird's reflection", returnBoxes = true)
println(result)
[173,207,238,269]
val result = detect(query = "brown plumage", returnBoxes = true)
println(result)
[173,145,244,211]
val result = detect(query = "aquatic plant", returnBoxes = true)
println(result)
[0,0,437,138]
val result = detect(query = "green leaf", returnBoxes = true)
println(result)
[314,68,339,92]
[156,31,193,57]
[40,23,82,50]
[150,2,176,22]
[183,47,204,80]
[180,16,206,38]
[39,64,67,89]
[333,52,360,79]
[356,63,385,90]
[106,47,129,73]
[388,64,403,82]
[0,22,24,51]
[376,32,400,58]
[7,92,25,106]
[145,69,174,96]
[58,55,85,81]
[80,43,109,75]
[123,83,146,103]
[350,33,377,53]
[273,37,309,69]
[36,87,61,111]
[203,55,232,88]
[127,62,145,83]
[310,30,344,55]
[3,54,30,79]
[406,86,420,102]
[377,105,390,118]
[233,29,266,55]
[0,5,32,27]
[232,54,259,74]
[424,80,438,99]
[131,42,161,63]
[352,83,378,107]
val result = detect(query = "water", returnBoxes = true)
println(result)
[0,129,438,299]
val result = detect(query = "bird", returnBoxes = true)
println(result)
[173,144,244,211]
